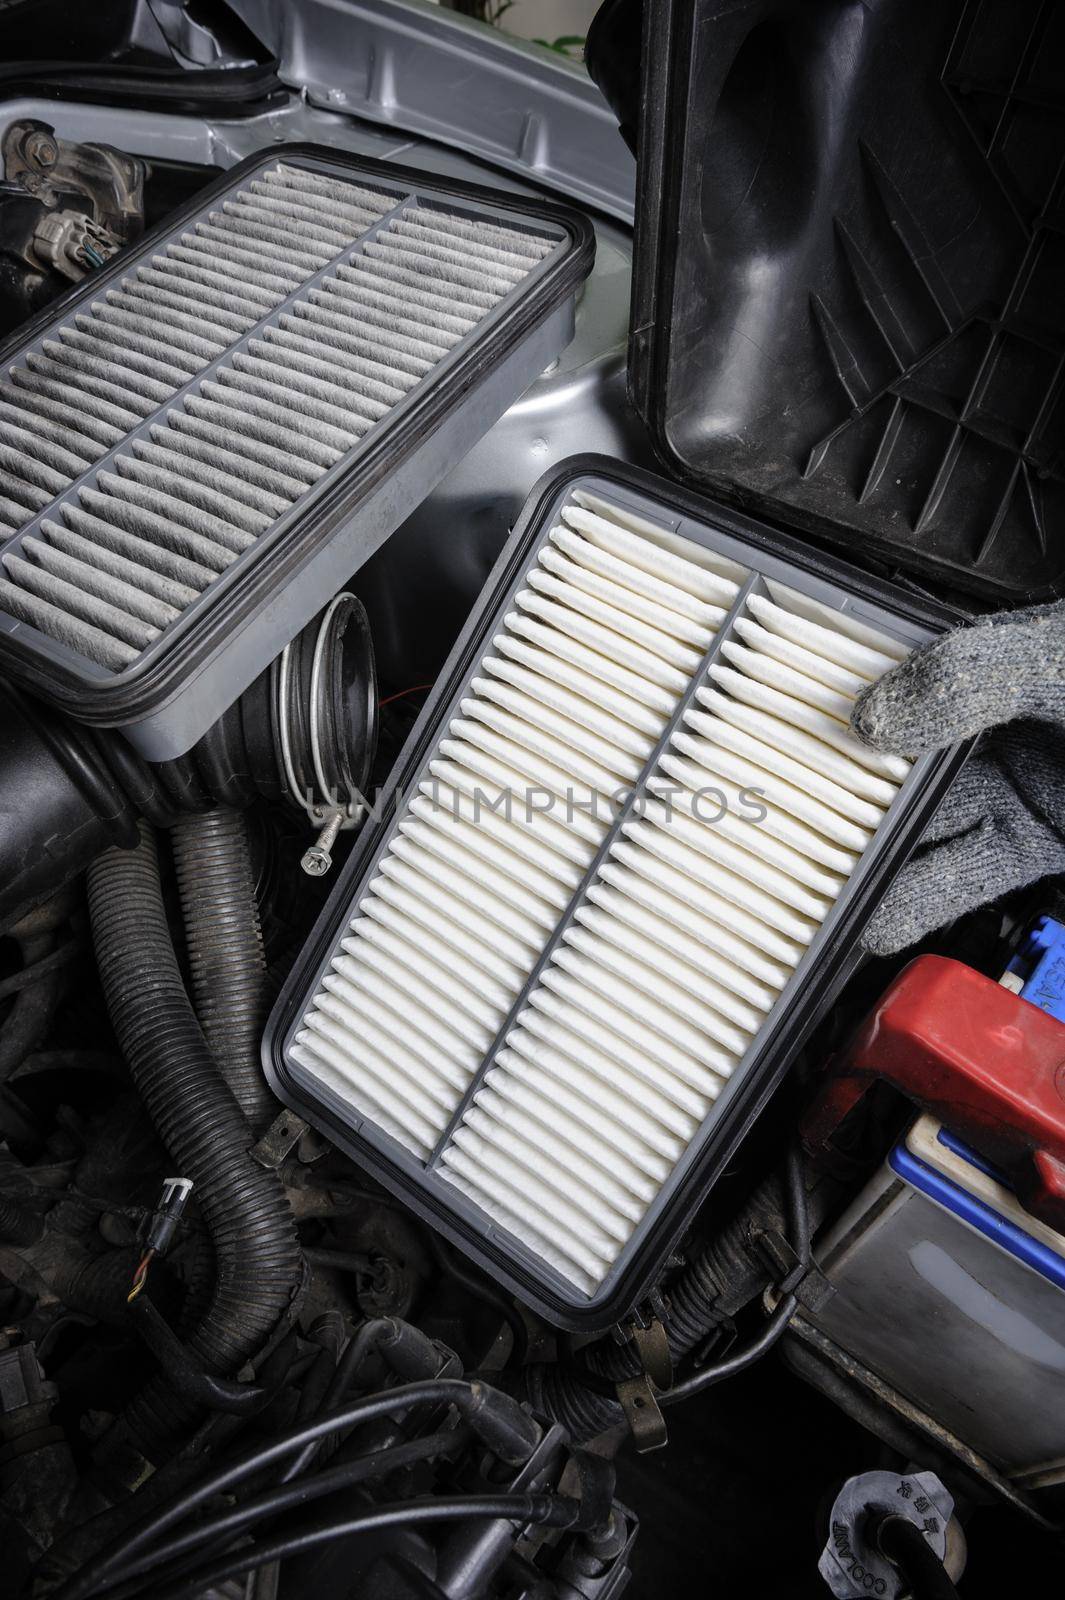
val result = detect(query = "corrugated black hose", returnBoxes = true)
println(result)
[170,809,276,1136]
[0,1192,42,1244]
[86,824,302,1463]
[522,1153,815,1441]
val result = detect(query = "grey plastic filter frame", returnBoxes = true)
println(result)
[0,143,594,759]
[265,456,969,1332]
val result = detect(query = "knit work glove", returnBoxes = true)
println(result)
[850,600,1065,956]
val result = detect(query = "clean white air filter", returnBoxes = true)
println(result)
[269,465,964,1326]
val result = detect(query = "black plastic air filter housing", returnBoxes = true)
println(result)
[628,0,1065,602]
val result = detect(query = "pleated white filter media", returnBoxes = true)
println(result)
[0,161,556,673]
[291,486,914,1298]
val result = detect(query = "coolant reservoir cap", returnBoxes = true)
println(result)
[819,1470,957,1599]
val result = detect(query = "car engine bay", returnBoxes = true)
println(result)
[0,2,1062,1596]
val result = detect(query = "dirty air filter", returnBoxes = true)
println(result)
[0,145,593,759]
[267,459,967,1329]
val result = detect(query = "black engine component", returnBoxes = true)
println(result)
[0,589,378,932]
[33,1313,629,1600]
[0,120,145,333]
[0,1336,78,1594]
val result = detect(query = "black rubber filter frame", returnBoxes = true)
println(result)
[0,143,595,759]
[264,455,971,1332]
[627,0,1065,602]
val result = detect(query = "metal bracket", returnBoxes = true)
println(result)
[629,1315,672,1391]
[615,1375,667,1452]
[614,1314,672,1453]
[251,1110,310,1170]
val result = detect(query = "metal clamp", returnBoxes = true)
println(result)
[615,1313,672,1452]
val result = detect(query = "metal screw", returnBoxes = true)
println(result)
[301,808,345,877]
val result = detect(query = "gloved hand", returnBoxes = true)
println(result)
[850,600,1065,956]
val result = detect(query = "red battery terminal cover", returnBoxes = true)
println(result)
[802,955,1065,1231]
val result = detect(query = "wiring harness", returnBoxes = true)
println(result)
[52,1317,617,1600]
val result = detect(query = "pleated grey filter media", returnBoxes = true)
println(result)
[0,147,591,757]
[273,466,958,1323]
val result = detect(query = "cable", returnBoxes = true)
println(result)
[662,1141,811,1404]
[784,1136,813,1267]
[302,1246,374,1278]
[57,1377,517,1600]
[125,1251,153,1304]
[293,1341,340,1426]
[280,1316,398,1483]
[92,1329,386,1600]
[131,1494,582,1600]
[426,1234,529,1371]
[379,684,433,708]
[661,1291,799,1404]
[874,1515,961,1600]
[99,1430,466,1596]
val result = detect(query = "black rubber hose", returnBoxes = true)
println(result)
[138,1496,582,1600]
[170,808,276,1136]
[86,825,301,1463]
[99,1430,463,1595]
[522,1153,814,1441]
[0,1191,42,1244]
[60,1377,539,1600]
[874,1515,961,1600]
[52,1250,141,1326]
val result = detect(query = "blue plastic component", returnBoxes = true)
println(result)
[1005,915,1065,1022]
[935,1126,1007,1185]
[889,1139,1065,1293]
